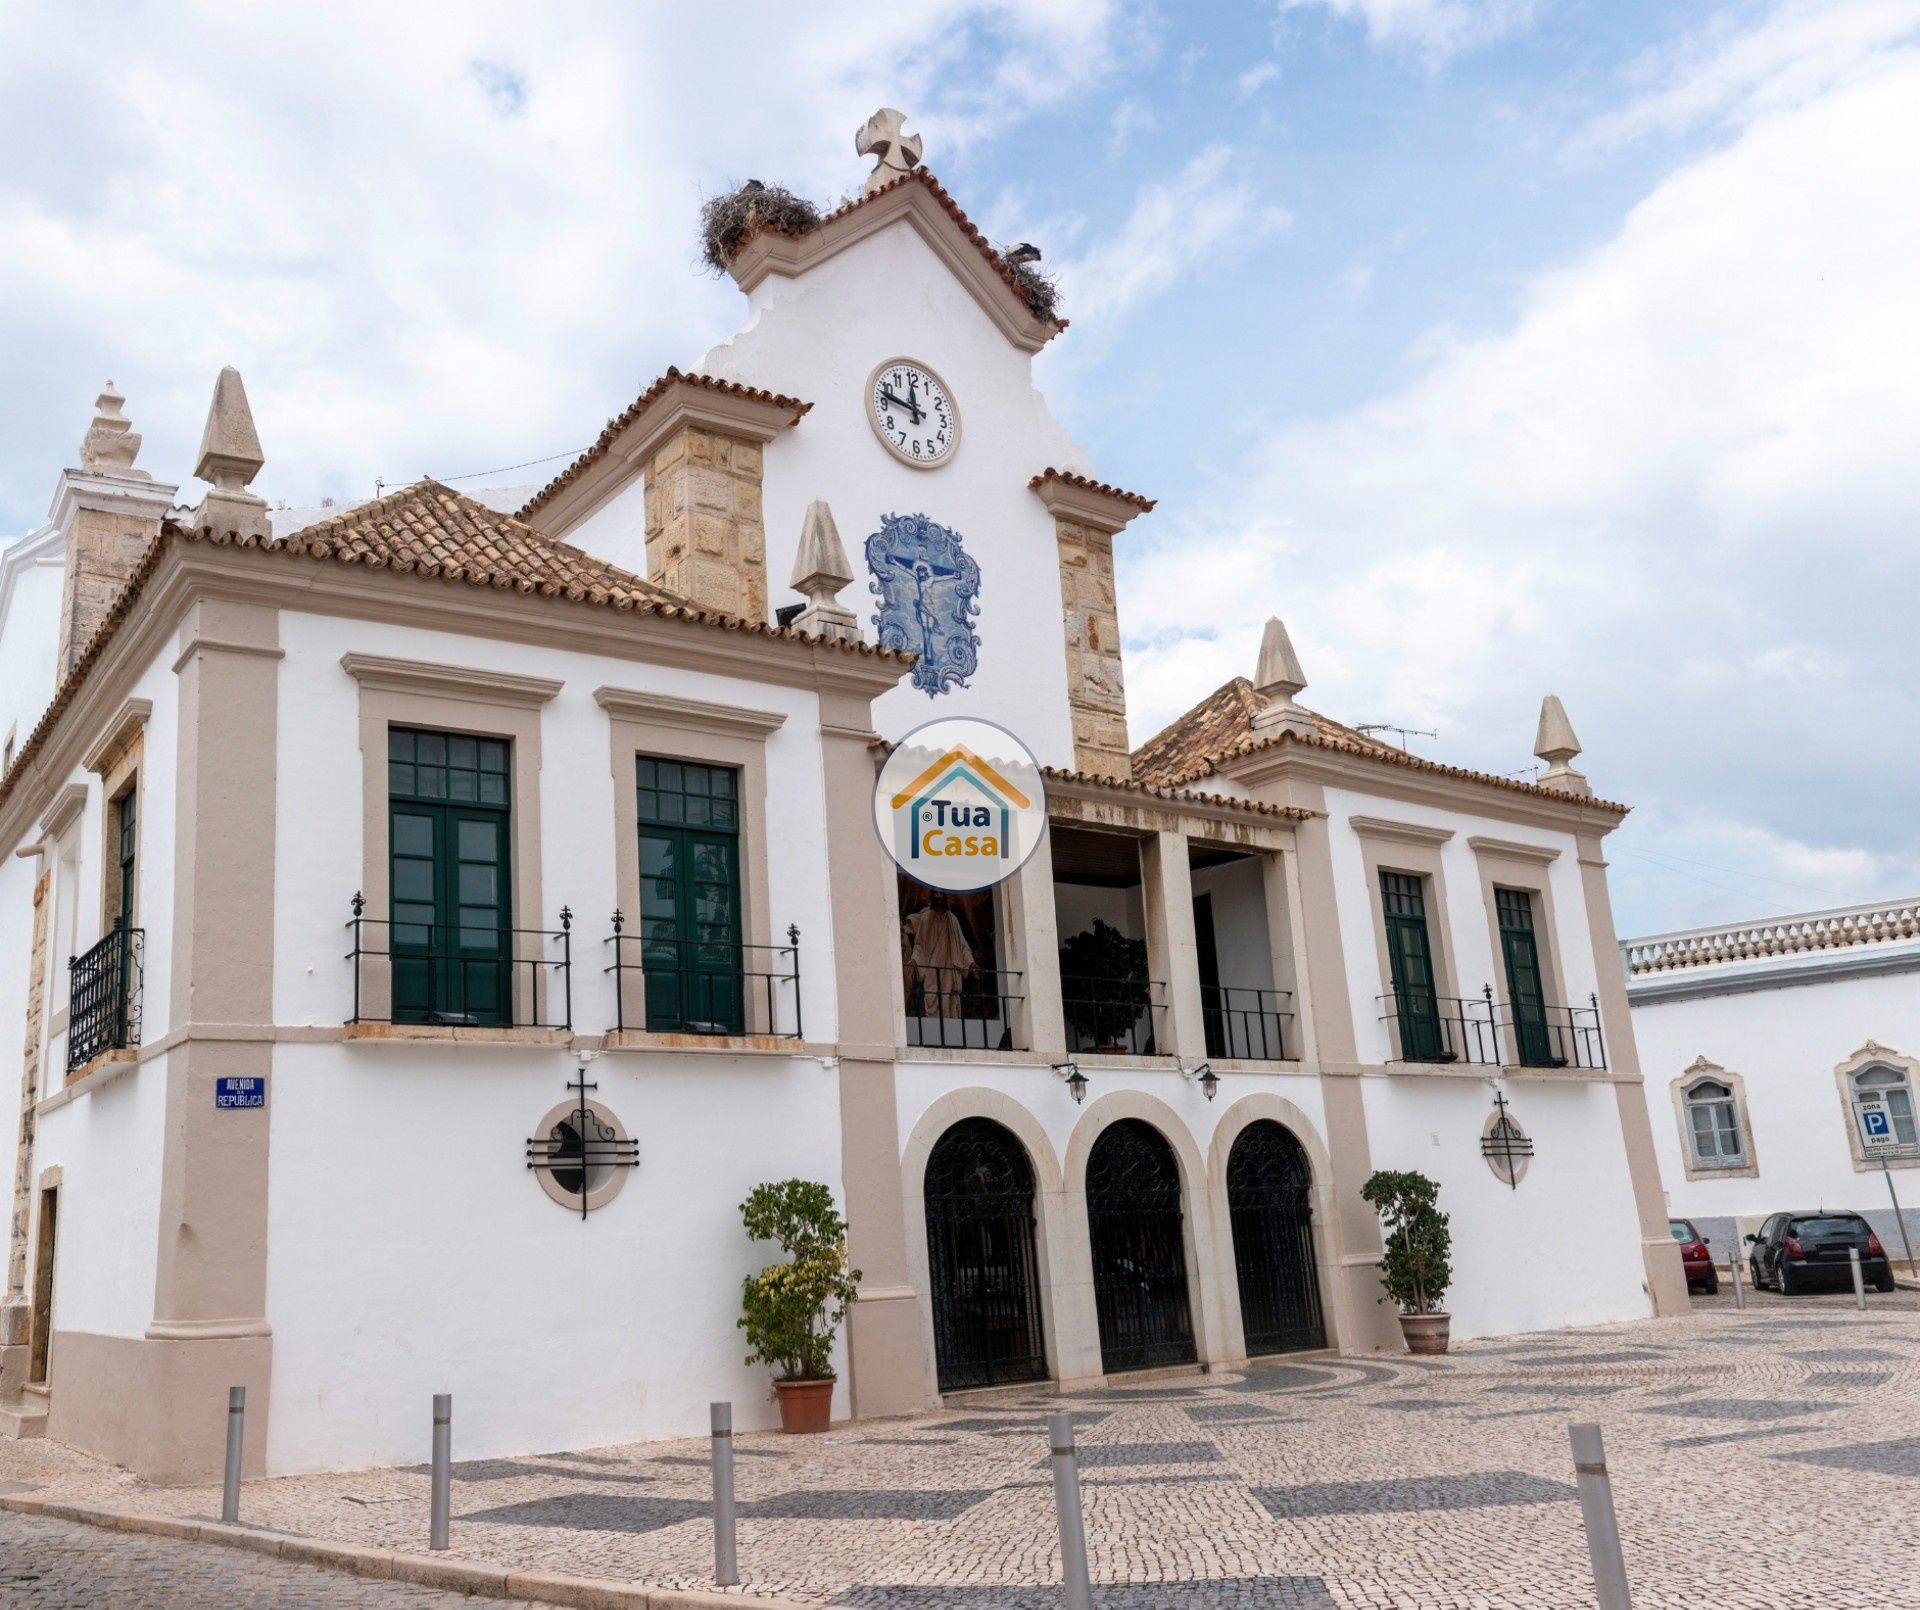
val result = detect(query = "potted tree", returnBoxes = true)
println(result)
[1360,1169,1453,1354]
[738,1178,862,1432]
[1059,919,1151,1053]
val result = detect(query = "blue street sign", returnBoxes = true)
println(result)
[215,1076,265,1110]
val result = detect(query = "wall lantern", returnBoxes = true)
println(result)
[1184,1062,1220,1102]
[1052,1061,1088,1104]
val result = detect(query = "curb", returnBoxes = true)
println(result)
[0,1492,809,1608]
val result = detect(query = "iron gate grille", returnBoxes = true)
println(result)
[924,1119,1048,1392]
[1086,1119,1196,1374]
[1227,1121,1327,1355]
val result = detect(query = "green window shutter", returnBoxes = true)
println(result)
[1495,888,1554,1066]
[637,758,744,1032]
[1379,871,1444,1061]
[388,727,512,1026]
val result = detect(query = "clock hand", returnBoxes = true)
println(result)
[880,386,924,424]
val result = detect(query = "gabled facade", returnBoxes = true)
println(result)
[0,114,1683,1482]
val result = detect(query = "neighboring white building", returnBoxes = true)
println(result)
[0,116,1685,1483]
[1627,898,1920,1264]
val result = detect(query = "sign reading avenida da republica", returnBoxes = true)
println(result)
[873,718,1047,892]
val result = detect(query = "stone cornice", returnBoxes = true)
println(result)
[340,653,564,708]
[38,781,88,840]
[1466,834,1562,865]
[48,467,178,532]
[1347,814,1454,848]
[80,697,152,775]
[1029,471,1152,535]
[725,174,1060,354]
[593,685,787,738]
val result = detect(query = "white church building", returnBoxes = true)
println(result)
[0,114,1685,1482]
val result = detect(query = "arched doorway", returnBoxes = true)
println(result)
[924,1118,1048,1391]
[1227,1120,1326,1354]
[1085,1119,1195,1373]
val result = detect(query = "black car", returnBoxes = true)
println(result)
[1747,1211,1896,1295]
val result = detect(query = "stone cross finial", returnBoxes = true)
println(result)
[1251,616,1316,737]
[855,108,923,196]
[788,499,860,642]
[1534,693,1591,795]
[77,381,151,479]
[188,366,270,537]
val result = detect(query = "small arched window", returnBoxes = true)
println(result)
[1684,1076,1745,1167]
[1851,1064,1919,1147]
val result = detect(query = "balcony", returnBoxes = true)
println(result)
[1061,972,1168,1057]
[1498,995,1607,1071]
[1378,986,1499,1066]
[346,896,574,1029]
[68,925,143,1071]
[1201,984,1294,1062]
[905,964,1025,1051]
[606,918,802,1039]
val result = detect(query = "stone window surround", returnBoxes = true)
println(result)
[594,685,784,1041]
[1465,836,1575,1072]
[529,1094,634,1214]
[342,654,560,1030]
[82,697,150,936]
[1349,817,1463,1063]
[1834,1041,1920,1173]
[35,784,88,1048]
[1668,1056,1760,1182]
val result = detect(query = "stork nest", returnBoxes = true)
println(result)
[700,182,822,273]
[1005,257,1061,323]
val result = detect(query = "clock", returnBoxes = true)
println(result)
[867,358,959,468]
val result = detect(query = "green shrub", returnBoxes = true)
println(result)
[1359,1169,1452,1315]
[738,1179,861,1381]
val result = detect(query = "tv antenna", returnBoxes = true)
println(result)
[1353,723,1437,752]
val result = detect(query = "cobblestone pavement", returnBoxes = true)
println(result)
[5,1296,1920,1608]
[0,1507,551,1607]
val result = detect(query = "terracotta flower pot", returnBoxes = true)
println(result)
[772,1376,836,1433]
[1397,1311,1451,1355]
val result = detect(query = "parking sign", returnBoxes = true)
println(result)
[1857,1099,1897,1152]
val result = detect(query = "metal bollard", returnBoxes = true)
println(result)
[1729,1249,1745,1311]
[430,1394,452,1551]
[1048,1412,1094,1610]
[1849,1246,1866,1310]
[711,1402,738,1587]
[1569,1423,1631,1610]
[221,1386,245,1524]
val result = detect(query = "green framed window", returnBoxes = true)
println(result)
[1495,887,1555,1067]
[1380,871,1445,1061]
[111,781,137,929]
[637,757,744,1033]
[388,727,511,1026]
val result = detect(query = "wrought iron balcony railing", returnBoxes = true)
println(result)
[346,895,573,1029]
[1495,992,1607,1071]
[606,915,801,1039]
[1200,984,1294,1062]
[68,925,143,1071]
[1062,973,1168,1057]
[905,965,1026,1051]
[1377,986,1500,1066]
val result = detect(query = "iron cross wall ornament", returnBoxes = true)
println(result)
[865,513,982,696]
[1481,1090,1534,1190]
[527,1069,639,1219]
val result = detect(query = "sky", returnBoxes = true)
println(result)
[3,0,1918,936]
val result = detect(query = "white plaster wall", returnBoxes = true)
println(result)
[1192,857,1274,996]
[1634,966,1920,1228]
[265,1040,846,1473]
[693,224,1092,763]
[0,537,62,764]
[270,610,838,1041]
[1359,1074,1649,1337]
[1321,786,1596,1066]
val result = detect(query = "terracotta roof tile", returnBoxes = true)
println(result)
[1132,675,1627,814]
[1041,763,1310,821]
[748,169,1068,335]
[1028,467,1156,513]
[0,481,902,818]
[518,368,811,520]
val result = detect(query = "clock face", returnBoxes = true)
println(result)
[868,359,959,468]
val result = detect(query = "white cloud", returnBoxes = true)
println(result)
[0,1,1132,519]
[1120,20,1920,931]
[1281,0,1537,62]
[1237,60,1281,96]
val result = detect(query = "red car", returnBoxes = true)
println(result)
[1670,1218,1718,1294]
